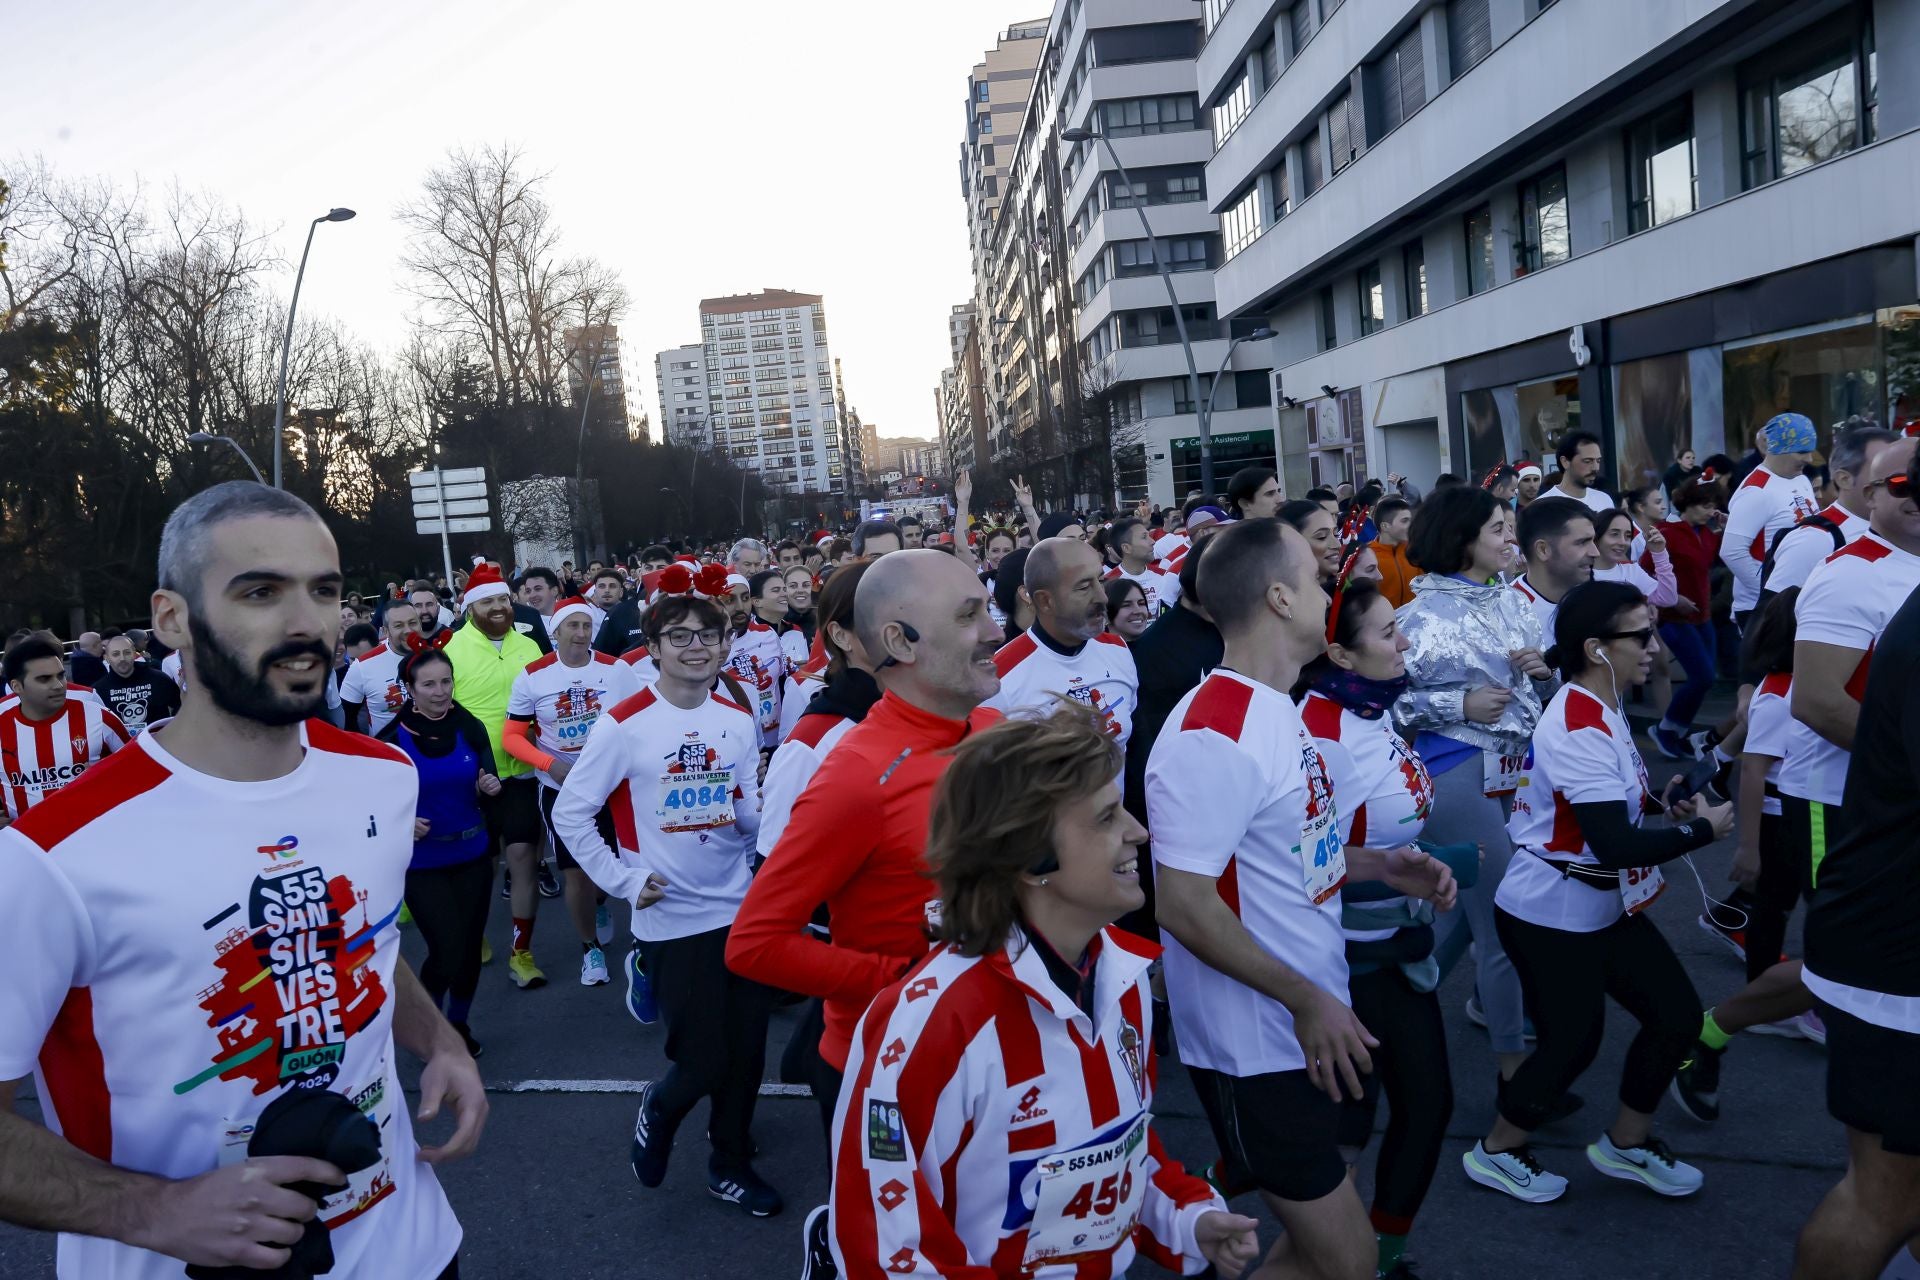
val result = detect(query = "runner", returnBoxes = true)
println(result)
[0,481,482,1279]
[1540,431,1615,517]
[986,537,1137,751]
[1510,497,1598,631]
[1,635,129,823]
[1100,515,1180,615]
[504,596,638,987]
[590,566,644,656]
[1149,518,1454,1280]
[727,549,1005,1280]
[1722,412,1820,630]
[829,708,1260,1279]
[722,570,790,751]
[1464,581,1731,1204]
[443,563,552,990]
[1226,465,1282,520]
[553,593,779,1216]
[1762,423,1894,597]
[339,598,424,737]
[749,569,810,670]
[91,631,181,736]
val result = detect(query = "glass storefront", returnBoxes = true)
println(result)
[1463,374,1581,476]
[1169,429,1276,498]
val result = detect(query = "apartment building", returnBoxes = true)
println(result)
[1197,0,1919,495]
[653,343,708,447]
[697,289,843,496]
[565,324,635,433]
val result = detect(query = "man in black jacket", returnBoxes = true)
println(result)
[591,567,644,656]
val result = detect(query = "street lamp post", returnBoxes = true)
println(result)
[186,432,266,484]
[1198,325,1275,466]
[1060,125,1217,497]
[272,207,356,489]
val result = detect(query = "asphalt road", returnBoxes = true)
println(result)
[0,755,1845,1279]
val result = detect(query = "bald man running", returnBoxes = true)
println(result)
[726,550,1005,1280]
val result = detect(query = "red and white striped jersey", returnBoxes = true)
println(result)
[1101,563,1181,614]
[0,682,104,718]
[0,699,129,822]
[830,927,1224,1279]
[1509,575,1559,635]
[1722,466,1818,612]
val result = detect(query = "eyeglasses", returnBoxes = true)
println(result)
[662,627,723,649]
[1599,627,1657,647]
[1869,471,1914,499]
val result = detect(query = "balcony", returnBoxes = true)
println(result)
[1077,270,1218,344]
[1065,128,1216,224]
[1072,200,1219,277]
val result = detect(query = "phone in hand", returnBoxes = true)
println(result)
[1660,756,1720,809]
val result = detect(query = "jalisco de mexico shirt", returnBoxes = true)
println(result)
[1780,530,1920,807]
[551,686,762,943]
[1500,684,1659,933]
[1145,669,1346,1076]
[337,641,409,737]
[0,721,460,1280]
[1722,466,1818,613]
[506,650,638,790]
[0,697,129,822]
[985,628,1139,751]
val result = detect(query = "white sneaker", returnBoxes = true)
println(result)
[1586,1132,1702,1197]
[1463,1141,1567,1203]
[581,946,611,986]
[1797,1009,1827,1046]
[1748,1013,1822,1041]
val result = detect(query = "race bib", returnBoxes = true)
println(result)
[655,770,736,833]
[1620,864,1665,915]
[1023,1112,1150,1266]
[215,1062,398,1228]
[1294,802,1346,905]
[1483,749,1527,797]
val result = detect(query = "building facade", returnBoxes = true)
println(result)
[1197,0,1919,496]
[654,343,708,447]
[565,324,636,435]
[697,289,844,497]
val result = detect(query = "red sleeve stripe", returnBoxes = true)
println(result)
[351,643,391,664]
[12,740,172,851]
[992,977,1047,1084]
[1300,692,1344,742]
[525,650,561,673]
[1740,469,1771,490]
[1758,671,1792,698]
[1563,687,1612,737]
[608,687,659,722]
[992,632,1039,677]
[1093,632,1128,648]
[306,719,412,766]
[1179,675,1253,740]
[833,978,912,1278]
[896,963,1001,1156]
[1216,856,1241,917]
[592,652,618,666]
[786,713,847,750]
[38,987,111,1161]
[609,779,638,853]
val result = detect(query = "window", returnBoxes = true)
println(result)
[1213,71,1254,144]
[1327,91,1356,174]
[1258,35,1279,93]
[1369,23,1427,141]
[1464,203,1494,295]
[1404,240,1428,317]
[1301,128,1323,196]
[1319,286,1338,351]
[1107,166,1205,208]
[1103,95,1199,137]
[979,114,993,134]
[1740,23,1875,189]
[1290,0,1313,55]
[1518,165,1570,273]
[975,82,990,102]
[1173,377,1214,415]
[1626,99,1696,233]
[1358,262,1384,336]
[1115,236,1213,275]
[1203,0,1233,35]
[1120,305,1217,347]
[1235,370,1273,407]
[1270,156,1291,220]
[1448,0,1492,81]
[1223,186,1265,260]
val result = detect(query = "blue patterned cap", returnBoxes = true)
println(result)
[1760,412,1816,454]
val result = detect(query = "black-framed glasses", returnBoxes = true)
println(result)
[662,627,723,649]
[1600,627,1657,647]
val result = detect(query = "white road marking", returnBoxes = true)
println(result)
[498,1078,814,1098]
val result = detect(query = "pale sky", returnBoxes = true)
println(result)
[11,0,1048,442]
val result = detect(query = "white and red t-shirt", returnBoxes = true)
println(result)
[0,721,461,1280]
[1510,575,1561,635]
[1722,466,1819,613]
[1303,692,1435,946]
[337,642,408,737]
[505,650,639,789]
[618,645,660,688]
[1744,671,1792,818]
[1780,531,1920,806]
[550,685,762,942]
[0,698,128,822]
[0,682,104,718]
[1145,670,1344,1076]
[1501,684,1656,933]
[985,629,1139,751]
[724,620,790,748]
[1764,502,1867,596]
[758,709,860,860]
[1102,563,1181,615]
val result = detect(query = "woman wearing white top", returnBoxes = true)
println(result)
[1462,581,1733,1206]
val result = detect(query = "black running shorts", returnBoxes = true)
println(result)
[538,783,615,872]
[1189,1065,1347,1202]
[1819,999,1920,1156]
[489,774,543,848]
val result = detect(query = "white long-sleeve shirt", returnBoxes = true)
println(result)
[1721,466,1818,613]
[552,685,762,942]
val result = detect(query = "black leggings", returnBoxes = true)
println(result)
[1336,966,1453,1234]
[637,925,774,1172]
[1742,804,1808,982]
[1494,907,1699,1131]
[404,855,494,1018]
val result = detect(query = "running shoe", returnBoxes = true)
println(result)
[1586,1133,1703,1196]
[595,902,615,946]
[507,950,547,990]
[480,933,493,965]
[1649,725,1696,761]
[800,1204,838,1280]
[500,868,512,900]
[624,947,658,1025]
[452,1021,484,1061]
[1697,912,1750,964]
[1465,996,1537,1042]
[709,1164,784,1217]
[630,1083,672,1188]
[581,946,611,987]
[1462,1141,1567,1204]
[1689,728,1722,757]
[1749,1011,1825,1042]
[1798,1009,1827,1045]
[536,861,563,900]
[1669,1041,1723,1123]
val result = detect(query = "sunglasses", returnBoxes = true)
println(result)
[1870,471,1914,499]
[662,627,723,649]
[1599,627,1657,647]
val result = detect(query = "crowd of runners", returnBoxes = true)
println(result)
[1,409,1918,1279]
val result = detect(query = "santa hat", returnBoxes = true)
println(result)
[462,563,510,610]
[725,572,750,592]
[550,596,596,631]
[1516,461,1543,481]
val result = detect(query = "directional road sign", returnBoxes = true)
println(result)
[412,498,491,519]
[409,467,487,490]
[417,517,492,536]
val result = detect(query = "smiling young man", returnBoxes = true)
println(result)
[0,482,485,1279]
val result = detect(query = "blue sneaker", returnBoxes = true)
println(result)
[630,1082,672,1188]
[1649,725,1696,761]
[625,947,658,1025]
